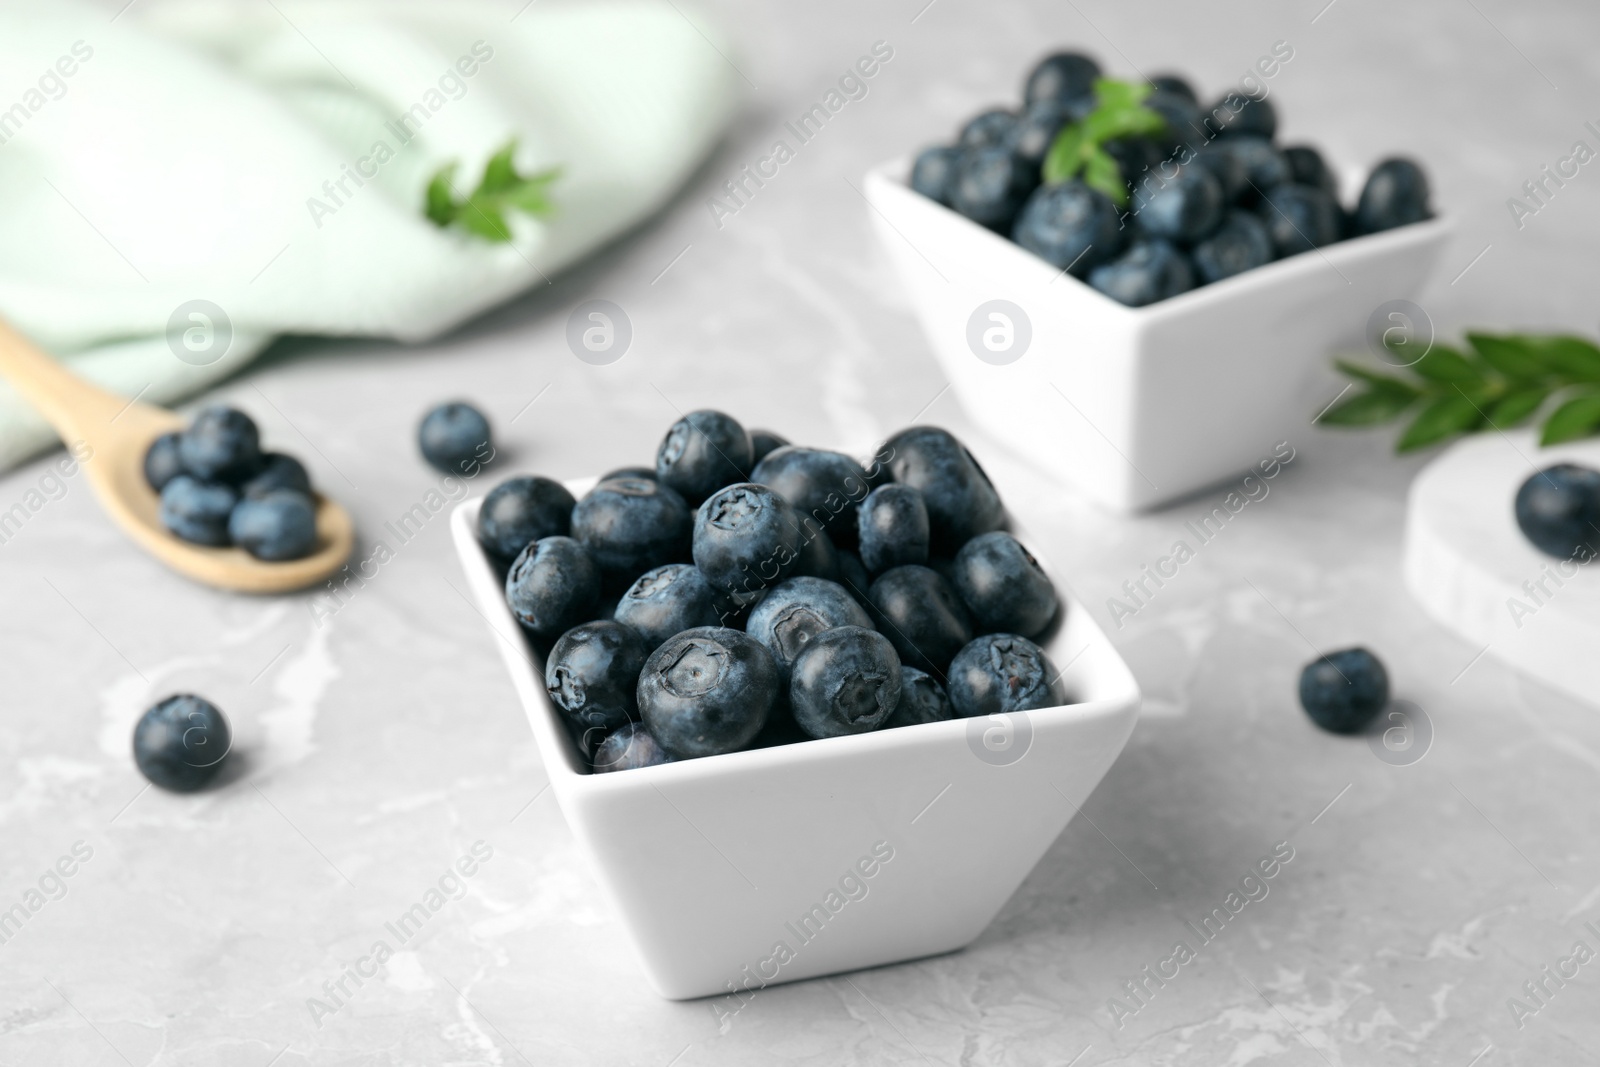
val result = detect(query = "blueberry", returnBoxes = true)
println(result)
[748,429,790,468]
[600,466,656,482]
[746,576,873,676]
[179,407,261,483]
[656,409,752,505]
[885,666,955,729]
[1298,648,1389,734]
[1214,137,1289,205]
[1147,73,1198,106]
[613,563,722,651]
[1145,90,1206,155]
[1024,51,1101,106]
[792,525,842,583]
[867,565,973,677]
[545,620,648,733]
[835,550,874,609]
[1005,99,1073,168]
[952,531,1058,637]
[858,484,930,575]
[228,490,317,561]
[788,626,901,738]
[1193,142,1248,203]
[1282,145,1338,197]
[1514,463,1600,560]
[418,401,493,475]
[1089,239,1196,307]
[477,475,576,564]
[880,426,1005,554]
[242,453,311,499]
[505,536,601,637]
[692,483,803,596]
[571,477,692,588]
[911,145,963,205]
[133,694,231,791]
[1102,137,1164,186]
[958,108,1018,149]
[1012,179,1125,276]
[1257,184,1342,256]
[1209,93,1276,141]
[1191,210,1275,284]
[948,634,1061,717]
[951,145,1039,232]
[638,627,778,758]
[143,432,185,492]
[1132,164,1223,242]
[592,722,674,773]
[750,446,870,548]
[159,475,237,546]
[1355,157,1431,234]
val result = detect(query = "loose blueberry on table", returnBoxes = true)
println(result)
[909,50,1434,305]
[133,694,231,791]
[418,400,494,475]
[480,411,1073,771]
[1514,463,1600,561]
[144,405,322,561]
[1298,647,1390,734]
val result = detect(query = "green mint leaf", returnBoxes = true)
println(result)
[475,141,522,196]
[1318,388,1419,426]
[1487,386,1549,428]
[424,139,559,242]
[1092,77,1151,110]
[1083,148,1127,206]
[1397,394,1484,451]
[1532,335,1600,381]
[1540,391,1600,444]
[1465,332,1549,381]
[424,163,461,226]
[1042,124,1089,184]
[1334,360,1423,396]
[460,197,512,241]
[1408,344,1485,384]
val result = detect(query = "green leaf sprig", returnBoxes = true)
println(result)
[1041,78,1167,207]
[1321,332,1600,450]
[425,139,560,242]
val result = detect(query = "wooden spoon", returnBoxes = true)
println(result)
[0,318,353,593]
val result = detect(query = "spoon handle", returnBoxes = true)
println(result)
[0,318,131,444]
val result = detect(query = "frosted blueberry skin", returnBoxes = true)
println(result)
[947,634,1062,718]
[477,475,576,564]
[1192,211,1274,284]
[571,477,692,590]
[1194,142,1248,203]
[792,525,842,583]
[789,626,902,739]
[1356,157,1431,234]
[952,145,1038,232]
[143,432,185,492]
[545,620,648,734]
[952,531,1058,638]
[1213,137,1289,207]
[1144,90,1204,154]
[504,536,600,638]
[1023,51,1100,107]
[592,722,674,773]
[1298,648,1389,734]
[1210,93,1277,141]
[242,453,312,499]
[133,694,231,792]
[748,429,790,468]
[613,563,723,652]
[910,146,963,206]
[867,565,973,678]
[655,409,752,506]
[834,551,874,611]
[228,490,317,561]
[1147,73,1198,106]
[418,401,493,475]
[1282,145,1338,197]
[1258,184,1342,257]
[638,627,778,759]
[1132,165,1223,243]
[1012,180,1125,277]
[746,576,874,676]
[884,665,955,729]
[858,484,930,575]
[159,475,237,546]
[750,446,871,549]
[1005,99,1073,168]
[1089,239,1196,307]
[880,426,1004,555]
[692,483,803,596]
[179,406,262,483]
[600,466,656,482]
[1515,464,1600,560]
[957,108,1017,150]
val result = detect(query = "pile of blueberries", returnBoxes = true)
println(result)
[911,51,1433,306]
[478,411,1065,772]
[144,407,319,562]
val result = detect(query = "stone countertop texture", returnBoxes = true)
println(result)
[3,0,1599,1064]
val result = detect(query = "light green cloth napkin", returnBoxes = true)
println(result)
[0,0,735,469]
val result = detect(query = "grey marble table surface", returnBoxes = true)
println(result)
[3,0,1599,1064]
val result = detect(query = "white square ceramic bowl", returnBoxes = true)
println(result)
[451,481,1141,1000]
[864,158,1455,512]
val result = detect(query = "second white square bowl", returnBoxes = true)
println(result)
[864,158,1454,512]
